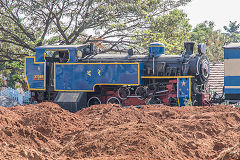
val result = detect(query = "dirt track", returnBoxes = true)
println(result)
[0,102,239,159]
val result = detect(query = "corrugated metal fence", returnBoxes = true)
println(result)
[208,63,224,95]
[0,87,31,105]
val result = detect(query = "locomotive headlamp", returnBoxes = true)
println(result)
[198,43,207,55]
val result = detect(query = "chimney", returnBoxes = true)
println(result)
[184,41,195,56]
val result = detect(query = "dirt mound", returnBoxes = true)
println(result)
[0,103,239,159]
[216,143,240,160]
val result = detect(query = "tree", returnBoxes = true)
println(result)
[133,9,192,54]
[0,0,192,58]
[0,61,25,89]
[190,21,231,62]
[224,21,240,42]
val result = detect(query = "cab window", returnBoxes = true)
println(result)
[45,50,69,63]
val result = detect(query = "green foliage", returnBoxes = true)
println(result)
[184,98,192,106]
[134,9,192,54]
[224,21,240,42]
[1,0,192,50]
[0,61,26,90]
[190,21,231,62]
[0,0,193,53]
[224,21,240,34]
[191,21,215,42]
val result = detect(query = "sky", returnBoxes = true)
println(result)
[182,0,240,31]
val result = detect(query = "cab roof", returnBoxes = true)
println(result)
[223,43,240,49]
[35,44,87,50]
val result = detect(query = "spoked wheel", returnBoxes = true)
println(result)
[118,86,130,99]
[193,82,201,94]
[135,86,148,100]
[87,97,101,107]
[107,97,121,106]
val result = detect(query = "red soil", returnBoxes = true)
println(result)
[0,102,239,159]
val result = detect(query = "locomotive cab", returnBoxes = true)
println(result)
[25,44,94,101]
[44,50,70,91]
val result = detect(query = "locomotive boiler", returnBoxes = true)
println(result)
[25,41,210,112]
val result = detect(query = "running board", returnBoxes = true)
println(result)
[54,92,87,112]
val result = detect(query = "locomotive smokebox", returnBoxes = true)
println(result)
[184,41,195,56]
[149,42,165,57]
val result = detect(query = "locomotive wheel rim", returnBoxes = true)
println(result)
[107,97,121,106]
[87,97,101,107]
[135,86,148,100]
[118,87,130,100]
[193,83,201,94]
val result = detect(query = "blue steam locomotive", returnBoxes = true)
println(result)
[25,42,210,112]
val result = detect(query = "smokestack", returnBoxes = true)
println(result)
[184,41,195,56]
